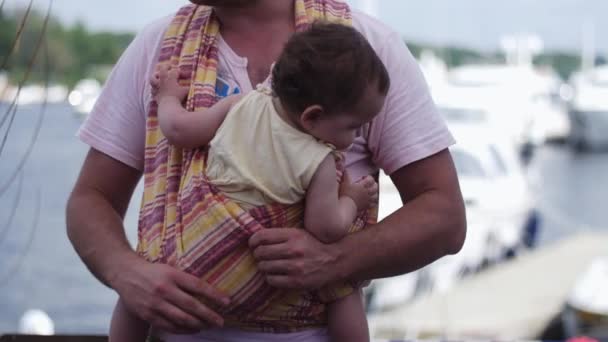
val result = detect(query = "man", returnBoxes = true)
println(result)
[66,0,466,338]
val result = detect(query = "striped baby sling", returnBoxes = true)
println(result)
[137,0,377,332]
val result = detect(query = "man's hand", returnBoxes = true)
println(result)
[113,257,231,333]
[249,228,342,289]
[67,149,230,334]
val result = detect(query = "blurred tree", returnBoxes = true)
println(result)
[405,39,494,67]
[406,37,582,80]
[534,53,580,80]
[0,10,18,60]
[0,7,134,88]
[0,6,593,88]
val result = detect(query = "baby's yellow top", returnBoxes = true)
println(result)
[206,86,333,210]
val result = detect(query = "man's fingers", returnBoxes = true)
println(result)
[265,275,298,289]
[174,271,231,308]
[152,302,207,332]
[257,260,294,275]
[149,315,196,335]
[165,283,226,327]
[249,229,292,249]
[252,242,294,261]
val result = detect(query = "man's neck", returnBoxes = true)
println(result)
[214,0,295,33]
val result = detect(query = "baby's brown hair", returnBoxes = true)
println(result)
[272,22,390,115]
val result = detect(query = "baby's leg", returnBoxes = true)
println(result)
[328,288,369,342]
[110,297,150,342]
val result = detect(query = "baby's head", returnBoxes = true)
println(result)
[272,22,390,150]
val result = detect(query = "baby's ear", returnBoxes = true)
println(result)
[299,105,324,130]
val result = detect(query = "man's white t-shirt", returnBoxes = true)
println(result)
[77,8,455,342]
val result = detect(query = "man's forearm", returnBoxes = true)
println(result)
[334,188,466,282]
[66,189,140,288]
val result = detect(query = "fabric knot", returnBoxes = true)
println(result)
[256,83,273,95]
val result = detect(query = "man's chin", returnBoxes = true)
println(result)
[189,0,254,7]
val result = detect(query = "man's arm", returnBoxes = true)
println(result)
[67,149,230,332]
[67,149,142,287]
[249,149,466,288]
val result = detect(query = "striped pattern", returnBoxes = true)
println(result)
[137,0,377,332]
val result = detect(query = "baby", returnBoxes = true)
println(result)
[111,22,389,342]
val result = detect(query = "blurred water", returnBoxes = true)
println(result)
[529,144,608,245]
[0,103,606,334]
[0,103,140,334]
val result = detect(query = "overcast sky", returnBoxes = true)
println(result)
[7,0,608,54]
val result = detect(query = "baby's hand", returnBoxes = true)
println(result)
[339,172,379,212]
[150,65,190,101]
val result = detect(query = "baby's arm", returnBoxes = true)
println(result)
[305,155,378,244]
[152,66,242,148]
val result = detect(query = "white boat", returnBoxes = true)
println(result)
[0,72,7,97]
[0,84,68,105]
[366,271,420,313]
[568,65,608,151]
[563,256,608,338]
[46,84,69,103]
[69,79,102,115]
[364,173,421,312]
[449,122,537,263]
[434,64,570,149]
[18,309,54,335]
[7,85,47,106]
[367,120,538,309]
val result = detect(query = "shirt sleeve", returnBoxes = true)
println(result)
[367,32,455,175]
[76,20,166,171]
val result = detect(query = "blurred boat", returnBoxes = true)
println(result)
[433,64,570,151]
[0,71,7,97]
[1,84,68,105]
[562,256,608,339]
[568,65,608,151]
[68,79,101,116]
[449,122,537,264]
[18,309,54,335]
[366,121,539,311]
[366,271,420,313]
[46,85,69,103]
[364,173,422,312]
